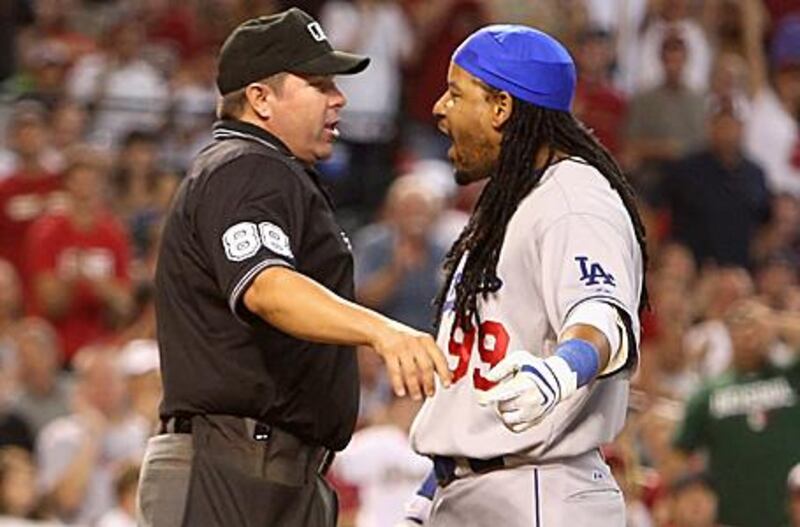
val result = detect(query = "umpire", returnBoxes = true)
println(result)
[136,8,451,527]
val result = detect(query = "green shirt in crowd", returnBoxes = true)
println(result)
[674,359,800,527]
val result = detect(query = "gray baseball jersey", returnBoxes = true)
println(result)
[410,158,643,461]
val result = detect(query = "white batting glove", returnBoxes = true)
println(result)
[477,351,578,433]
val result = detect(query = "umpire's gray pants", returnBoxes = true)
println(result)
[136,433,193,527]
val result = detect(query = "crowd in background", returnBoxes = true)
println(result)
[0,0,799,526]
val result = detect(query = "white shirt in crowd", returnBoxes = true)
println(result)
[745,89,800,197]
[335,425,431,527]
[36,414,149,525]
[320,1,413,142]
[66,54,169,146]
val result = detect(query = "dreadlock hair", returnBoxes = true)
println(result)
[433,95,649,333]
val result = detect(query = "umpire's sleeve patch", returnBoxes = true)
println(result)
[259,221,294,259]
[221,221,294,262]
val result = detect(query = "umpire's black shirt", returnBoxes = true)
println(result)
[155,120,359,451]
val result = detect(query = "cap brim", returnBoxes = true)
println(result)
[291,51,370,76]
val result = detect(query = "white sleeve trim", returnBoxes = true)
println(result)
[559,299,627,376]
[228,257,294,322]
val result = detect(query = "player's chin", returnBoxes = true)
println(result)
[453,160,491,186]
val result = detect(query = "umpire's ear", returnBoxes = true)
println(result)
[244,82,276,120]
[491,91,513,130]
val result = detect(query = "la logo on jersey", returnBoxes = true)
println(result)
[575,256,615,287]
[307,22,327,42]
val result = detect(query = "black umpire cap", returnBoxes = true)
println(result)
[217,7,370,95]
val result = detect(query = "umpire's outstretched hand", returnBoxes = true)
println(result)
[244,266,452,400]
[370,321,452,400]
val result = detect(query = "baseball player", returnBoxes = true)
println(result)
[401,25,647,526]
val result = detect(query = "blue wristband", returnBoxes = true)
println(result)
[417,469,437,500]
[555,339,600,387]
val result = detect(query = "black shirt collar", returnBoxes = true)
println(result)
[212,119,335,207]
[212,120,295,158]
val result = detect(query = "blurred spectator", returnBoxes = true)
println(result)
[401,0,488,160]
[743,12,800,196]
[708,52,751,112]
[356,346,392,427]
[789,463,800,527]
[652,241,697,291]
[754,251,800,311]
[660,96,770,268]
[25,152,133,365]
[638,274,701,401]
[752,194,800,265]
[95,463,139,527]
[320,0,414,228]
[624,31,706,201]
[573,27,628,157]
[0,447,46,521]
[117,339,160,432]
[637,398,685,485]
[141,0,200,61]
[36,347,148,525]
[582,0,649,93]
[684,266,753,379]
[334,396,430,527]
[0,362,34,453]
[763,1,800,31]
[8,318,70,436]
[603,444,654,527]
[22,0,96,66]
[0,99,66,175]
[162,49,216,171]
[67,20,169,146]
[483,0,561,32]
[49,100,89,156]
[673,299,800,527]
[634,0,712,93]
[0,266,34,454]
[13,42,73,107]
[354,175,448,330]
[111,130,178,258]
[0,260,23,344]
[668,472,721,527]
[0,0,34,84]
[0,103,65,276]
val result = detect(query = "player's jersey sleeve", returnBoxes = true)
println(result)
[536,210,641,373]
[194,154,307,320]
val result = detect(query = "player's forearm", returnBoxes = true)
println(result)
[244,266,399,348]
[559,324,611,373]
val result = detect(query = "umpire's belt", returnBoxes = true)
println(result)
[433,454,506,487]
[160,414,335,477]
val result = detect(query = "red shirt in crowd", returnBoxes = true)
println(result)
[401,0,488,126]
[0,171,64,275]
[574,78,628,157]
[25,211,131,364]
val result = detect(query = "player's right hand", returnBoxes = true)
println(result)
[371,321,452,400]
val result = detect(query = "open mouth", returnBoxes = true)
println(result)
[324,121,340,139]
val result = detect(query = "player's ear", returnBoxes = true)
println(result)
[491,91,513,129]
